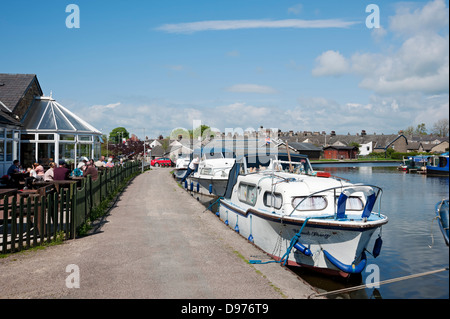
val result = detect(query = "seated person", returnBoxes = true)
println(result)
[53,162,70,180]
[24,166,36,189]
[95,156,106,168]
[84,161,98,181]
[8,160,27,187]
[44,162,56,181]
[7,160,21,177]
[33,163,45,181]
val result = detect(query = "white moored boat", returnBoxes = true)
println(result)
[173,154,191,180]
[218,155,388,277]
[189,149,235,196]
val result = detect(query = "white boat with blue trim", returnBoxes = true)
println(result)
[218,155,388,277]
[188,149,235,197]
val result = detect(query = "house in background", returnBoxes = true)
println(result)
[276,141,322,160]
[358,141,373,156]
[430,141,449,154]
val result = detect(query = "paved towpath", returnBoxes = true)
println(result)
[0,168,319,299]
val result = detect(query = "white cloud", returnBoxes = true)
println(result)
[91,102,121,110]
[352,33,449,95]
[155,19,359,34]
[312,50,349,77]
[226,50,240,57]
[288,4,303,15]
[389,0,449,37]
[226,84,278,94]
[166,65,184,71]
[313,0,449,95]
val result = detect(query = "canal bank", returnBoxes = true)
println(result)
[0,167,319,299]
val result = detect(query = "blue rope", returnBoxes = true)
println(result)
[250,217,311,266]
[203,196,223,213]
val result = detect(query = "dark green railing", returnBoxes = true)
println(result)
[0,161,143,255]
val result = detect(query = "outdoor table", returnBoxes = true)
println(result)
[31,180,53,189]
[51,180,78,193]
[11,172,29,188]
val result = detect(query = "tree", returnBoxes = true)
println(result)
[414,123,427,135]
[109,138,144,159]
[402,126,415,136]
[101,134,109,157]
[169,124,215,142]
[109,127,130,144]
[432,119,449,137]
[192,125,214,141]
[349,142,361,154]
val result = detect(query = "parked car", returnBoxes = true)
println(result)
[151,157,174,167]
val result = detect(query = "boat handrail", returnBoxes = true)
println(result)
[287,184,383,219]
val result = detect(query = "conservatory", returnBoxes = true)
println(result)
[20,96,102,169]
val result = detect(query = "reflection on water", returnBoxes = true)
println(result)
[195,162,449,299]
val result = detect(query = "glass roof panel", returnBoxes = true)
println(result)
[53,106,75,131]
[22,99,49,129]
[38,105,56,130]
[60,108,92,131]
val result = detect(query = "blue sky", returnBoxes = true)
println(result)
[1,0,448,139]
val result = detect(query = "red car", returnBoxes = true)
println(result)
[151,157,174,167]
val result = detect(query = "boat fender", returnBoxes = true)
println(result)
[190,182,193,191]
[294,242,312,256]
[196,182,200,192]
[372,236,383,258]
[248,234,254,243]
[235,224,239,233]
[209,184,213,194]
[184,180,188,189]
[323,250,367,274]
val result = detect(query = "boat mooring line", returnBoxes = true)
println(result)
[309,267,449,298]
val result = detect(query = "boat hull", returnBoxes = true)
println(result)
[173,169,187,180]
[436,199,449,246]
[219,199,387,276]
[426,167,449,176]
[190,176,229,196]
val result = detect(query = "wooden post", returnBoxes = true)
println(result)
[285,141,293,172]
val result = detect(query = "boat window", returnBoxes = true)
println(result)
[292,196,327,211]
[238,183,257,206]
[264,192,283,209]
[204,152,223,160]
[335,196,364,211]
[201,167,212,175]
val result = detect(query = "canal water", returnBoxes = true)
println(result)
[195,162,449,299]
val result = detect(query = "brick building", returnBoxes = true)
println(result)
[323,145,358,160]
